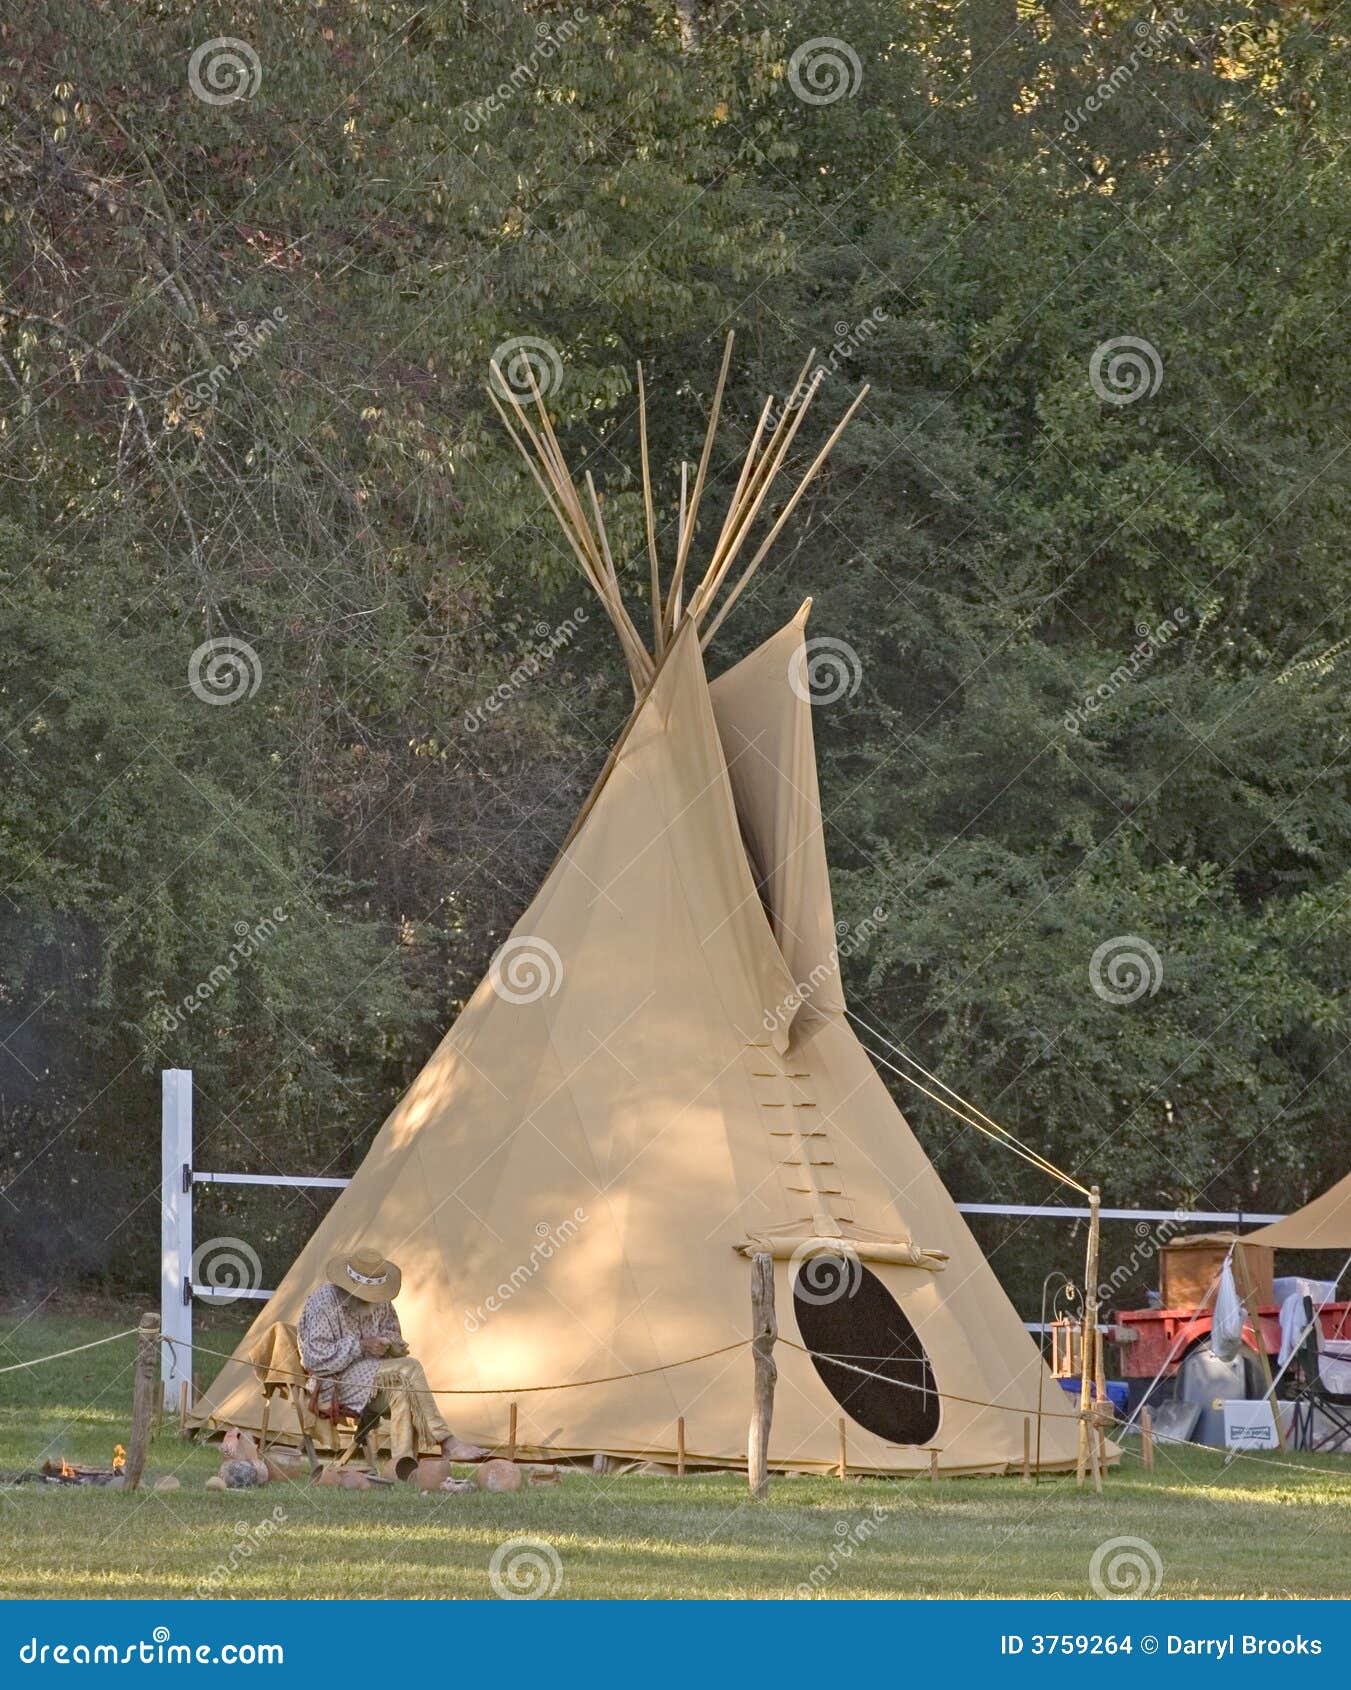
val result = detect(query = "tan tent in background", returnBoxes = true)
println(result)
[1248,1173,1351,1252]
[193,343,1085,1475]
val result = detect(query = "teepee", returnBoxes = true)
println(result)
[193,338,1083,1475]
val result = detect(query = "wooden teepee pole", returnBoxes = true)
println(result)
[664,330,734,634]
[690,356,819,624]
[636,361,663,655]
[488,339,869,678]
[707,392,773,576]
[491,369,652,689]
[701,383,870,646]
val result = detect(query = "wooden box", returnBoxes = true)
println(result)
[1160,1234,1274,1309]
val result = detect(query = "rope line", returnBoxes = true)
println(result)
[1116,1431,1351,1486]
[790,1342,1351,1476]
[178,1329,1085,1423]
[167,1334,751,1397]
[850,1006,1089,1194]
[856,1035,1088,1195]
[850,1007,1032,1154]
[0,1328,140,1377]
[170,1332,1350,1481]
[13,1325,1337,1483]
[778,1337,1086,1421]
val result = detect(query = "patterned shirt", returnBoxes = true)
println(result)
[297,1281,405,1411]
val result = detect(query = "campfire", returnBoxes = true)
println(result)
[37,1445,127,1487]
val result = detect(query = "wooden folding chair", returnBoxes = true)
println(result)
[251,1320,387,1475]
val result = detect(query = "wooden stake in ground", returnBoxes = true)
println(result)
[838,1417,847,1480]
[1141,1405,1155,1471]
[747,1251,777,1501]
[676,1415,686,1478]
[1022,1416,1032,1483]
[1077,1184,1103,1489]
[507,1400,518,1462]
[177,1380,189,1441]
[123,1311,160,1493]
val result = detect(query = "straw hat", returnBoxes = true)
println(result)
[326,1246,401,1303]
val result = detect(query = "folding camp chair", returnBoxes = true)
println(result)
[1289,1296,1351,1452]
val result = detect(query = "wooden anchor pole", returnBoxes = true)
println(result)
[123,1312,160,1493]
[1077,1184,1102,1489]
[748,1251,777,1501]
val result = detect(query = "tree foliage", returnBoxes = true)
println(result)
[1,0,1347,1302]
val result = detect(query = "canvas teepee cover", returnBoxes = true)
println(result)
[1248,1171,1351,1252]
[193,603,1082,1474]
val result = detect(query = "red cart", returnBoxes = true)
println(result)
[1113,1300,1351,1383]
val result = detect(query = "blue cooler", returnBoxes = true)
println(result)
[1057,1378,1129,1416]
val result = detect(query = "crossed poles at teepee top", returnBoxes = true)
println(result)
[487,330,869,694]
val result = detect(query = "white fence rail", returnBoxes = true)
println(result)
[159,1069,1285,1385]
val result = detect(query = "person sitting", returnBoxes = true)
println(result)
[297,1246,485,1479]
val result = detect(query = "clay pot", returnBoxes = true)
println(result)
[263,1452,304,1484]
[474,1458,523,1493]
[314,1463,372,1490]
[220,1458,262,1489]
[412,1457,451,1492]
[221,1428,260,1462]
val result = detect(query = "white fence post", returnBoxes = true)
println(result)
[161,1070,193,1390]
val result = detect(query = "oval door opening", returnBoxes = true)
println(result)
[793,1255,940,1444]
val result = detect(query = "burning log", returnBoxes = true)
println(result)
[39,1460,124,1487]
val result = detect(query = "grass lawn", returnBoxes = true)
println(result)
[2,1302,1349,1600]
